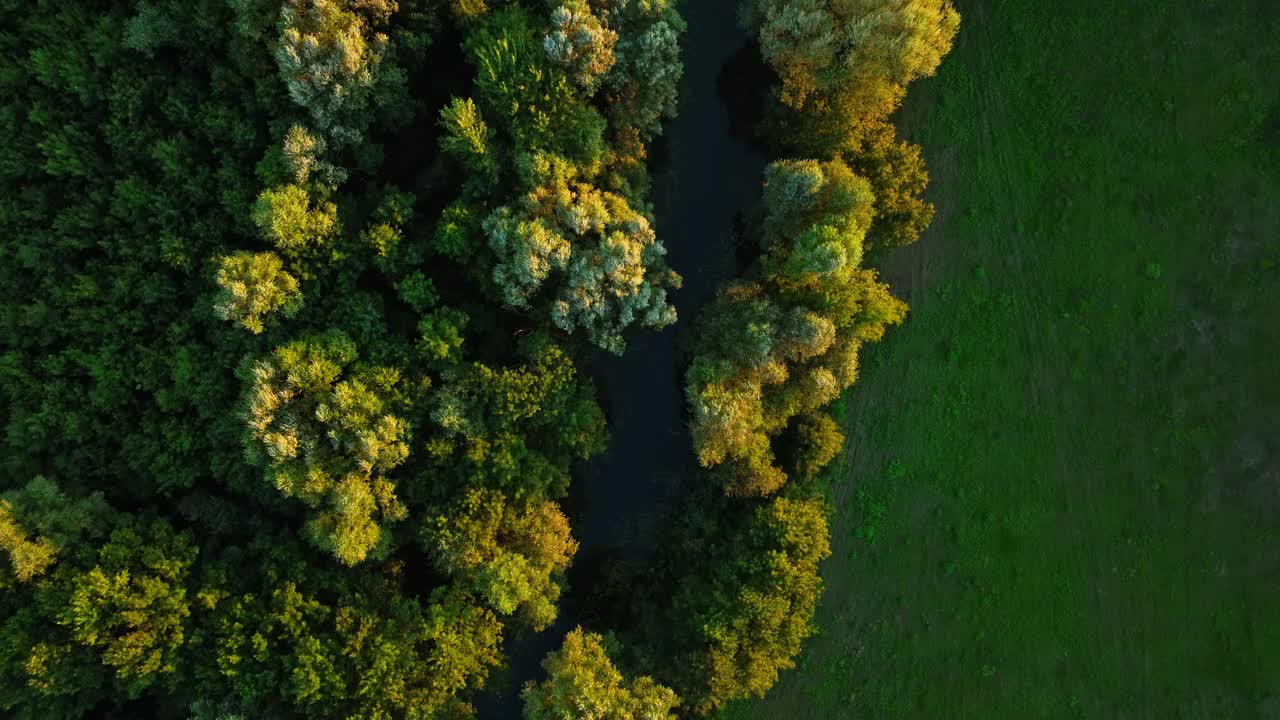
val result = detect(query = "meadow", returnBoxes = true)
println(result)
[723,0,1280,717]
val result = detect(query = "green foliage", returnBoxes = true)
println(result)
[667,497,830,715]
[742,0,959,110]
[440,97,496,180]
[484,152,680,353]
[603,3,685,138]
[0,477,110,584]
[252,184,339,262]
[394,272,439,314]
[1,508,194,717]
[0,0,692,716]
[213,251,303,334]
[427,339,607,501]
[465,6,604,163]
[417,307,470,364]
[522,627,680,720]
[0,0,289,498]
[274,0,392,146]
[192,543,502,719]
[241,331,410,565]
[426,488,577,630]
[686,157,904,496]
[433,201,484,261]
[52,520,196,695]
[360,187,416,271]
[122,1,180,57]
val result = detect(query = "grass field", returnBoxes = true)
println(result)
[721,0,1280,717]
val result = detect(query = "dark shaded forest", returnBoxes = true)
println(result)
[0,0,955,717]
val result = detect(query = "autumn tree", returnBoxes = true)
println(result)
[0,502,57,584]
[427,337,607,501]
[484,152,680,354]
[742,0,960,110]
[213,251,303,334]
[667,497,830,715]
[274,0,393,147]
[240,330,410,565]
[426,488,577,630]
[544,2,618,93]
[842,118,935,251]
[687,158,904,495]
[523,627,680,720]
[252,184,339,264]
[788,411,844,479]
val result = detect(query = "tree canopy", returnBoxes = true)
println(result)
[0,0,951,716]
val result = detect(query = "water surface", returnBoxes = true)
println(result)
[477,1,766,712]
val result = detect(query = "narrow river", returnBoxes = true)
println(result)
[478,1,766,713]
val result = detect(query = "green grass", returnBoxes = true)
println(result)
[722,0,1280,717]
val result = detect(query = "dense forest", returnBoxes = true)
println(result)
[0,0,955,718]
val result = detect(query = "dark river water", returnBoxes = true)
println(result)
[476,0,766,715]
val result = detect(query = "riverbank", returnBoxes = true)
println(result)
[477,1,767,714]
[721,1,1280,717]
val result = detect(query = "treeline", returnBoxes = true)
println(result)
[0,0,955,717]
[0,0,685,717]
[583,1,959,716]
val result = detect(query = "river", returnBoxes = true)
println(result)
[476,0,767,715]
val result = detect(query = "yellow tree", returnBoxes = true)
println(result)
[743,0,960,109]
[523,627,680,720]
[241,331,410,565]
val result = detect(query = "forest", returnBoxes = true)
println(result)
[0,0,962,718]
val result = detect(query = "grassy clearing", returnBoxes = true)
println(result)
[722,0,1280,717]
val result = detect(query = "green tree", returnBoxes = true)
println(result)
[743,0,959,110]
[484,152,680,354]
[603,4,685,138]
[427,338,607,501]
[241,331,410,565]
[465,5,606,163]
[213,251,303,334]
[274,0,392,146]
[191,541,502,719]
[544,2,618,93]
[0,478,111,584]
[668,497,830,715]
[51,520,196,695]
[251,184,339,263]
[523,627,680,720]
[439,97,496,181]
[1,511,195,716]
[426,488,577,630]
